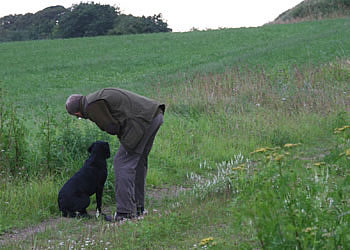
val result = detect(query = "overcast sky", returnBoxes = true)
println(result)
[0,0,304,32]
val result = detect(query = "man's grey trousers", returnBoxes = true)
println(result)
[113,113,164,215]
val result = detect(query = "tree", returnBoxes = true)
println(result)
[56,2,119,38]
[30,6,66,39]
[0,7,65,42]
[108,13,172,35]
[0,14,33,41]
[0,3,172,42]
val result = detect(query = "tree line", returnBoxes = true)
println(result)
[0,2,172,42]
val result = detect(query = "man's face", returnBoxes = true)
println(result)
[74,112,83,118]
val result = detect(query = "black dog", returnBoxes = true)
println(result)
[58,141,110,218]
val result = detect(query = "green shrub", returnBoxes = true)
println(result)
[35,108,114,175]
[0,90,28,176]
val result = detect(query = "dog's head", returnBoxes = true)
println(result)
[88,141,111,159]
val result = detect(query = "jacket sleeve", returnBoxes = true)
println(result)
[86,100,120,135]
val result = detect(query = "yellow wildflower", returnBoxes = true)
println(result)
[340,149,350,158]
[346,149,350,156]
[250,147,269,154]
[284,143,301,148]
[199,237,214,246]
[274,154,284,162]
[322,232,332,238]
[232,167,244,171]
[271,147,281,151]
[334,125,350,133]
[303,227,317,233]
[251,146,282,155]
[314,162,326,166]
[252,147,278,154]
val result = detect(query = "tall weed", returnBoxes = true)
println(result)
[0,88,27,176]
[187,130,350,248]
[162,60,350,116]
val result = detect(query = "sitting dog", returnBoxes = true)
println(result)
[58,141,110,218]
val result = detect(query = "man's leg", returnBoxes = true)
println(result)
[114,114,164,217]
[134,154,147,213]
[134,114,164,214]
[114,146,141,216]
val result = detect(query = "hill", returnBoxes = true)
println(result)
[2,18,350,114]
[1,18,350,248]
[273,0,350,24]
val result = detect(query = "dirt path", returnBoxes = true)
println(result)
[0,217,69,246]
[0,186,190,246]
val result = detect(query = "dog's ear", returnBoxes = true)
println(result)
[104,142,111,159]
[88,143,95,153]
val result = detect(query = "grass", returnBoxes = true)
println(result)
[1,18,350,248]
[1,18,350,112]
[0,176,60,233]
[2,193,242,249]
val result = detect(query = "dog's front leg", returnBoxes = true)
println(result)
[96,185,104,213]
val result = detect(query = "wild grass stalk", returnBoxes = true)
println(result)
[163,60,350,117]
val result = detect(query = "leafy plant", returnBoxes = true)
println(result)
[0,88,27,176]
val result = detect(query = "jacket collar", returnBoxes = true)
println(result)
[80,96,89,119]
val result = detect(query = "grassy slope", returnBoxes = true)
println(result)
[0,18,347,189]
[1,18,350,248]
[1,18,349,180]
[1,18,350,113]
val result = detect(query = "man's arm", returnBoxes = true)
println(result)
[86,100,120,135]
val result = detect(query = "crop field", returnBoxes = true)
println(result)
[1,18,350,248]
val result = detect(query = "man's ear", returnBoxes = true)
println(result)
[74,112,83,118]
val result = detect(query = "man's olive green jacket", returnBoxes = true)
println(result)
[80,88,165,152]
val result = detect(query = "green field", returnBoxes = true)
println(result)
[1,18,350,249]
